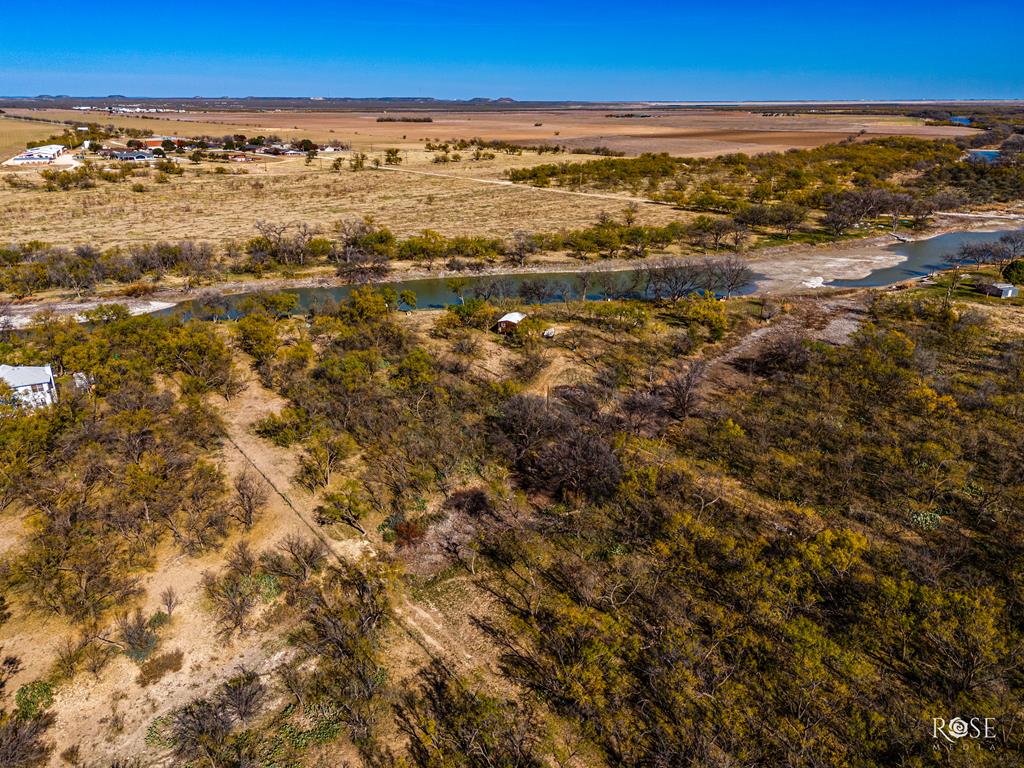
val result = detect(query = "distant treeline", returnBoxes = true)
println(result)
[425,138,563,155]
[377,116,433,123]
[507,137,1024,233]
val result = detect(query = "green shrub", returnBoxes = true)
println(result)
[1002,259,1024,284]
[15,680,54,719]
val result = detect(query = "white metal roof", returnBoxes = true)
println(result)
[497,312,526,324]
[24,144,66,155]
[0,364,53,388]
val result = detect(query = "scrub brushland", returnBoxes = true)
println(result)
[1,100,1024,768]
[1,267,1024,765]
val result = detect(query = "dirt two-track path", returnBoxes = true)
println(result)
[219,376,470,670]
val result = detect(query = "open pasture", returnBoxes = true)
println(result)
[4,107,973,156]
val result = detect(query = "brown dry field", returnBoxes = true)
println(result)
[0,107,975,253]
[0,152,684,249]
[4,107,973,156]
[0,117,63,159]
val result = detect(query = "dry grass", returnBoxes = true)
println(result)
[135,649,184,687]
[0,153,683,248]
[0,116,62,160]
[0,107,974,251]
[5,107,973,156]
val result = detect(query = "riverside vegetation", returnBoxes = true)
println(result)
[1,261,1023,765]
[3,130,1023,302]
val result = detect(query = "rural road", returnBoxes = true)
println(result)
[375,164,670,206]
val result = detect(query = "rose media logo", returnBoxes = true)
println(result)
[932,716,996,744]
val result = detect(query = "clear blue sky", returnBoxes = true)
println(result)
[1,0,1021,100]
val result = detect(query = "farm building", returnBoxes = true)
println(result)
[978,282,1020,299]
[7,144,67,165]
[0,364,57,408]
[142,136,184,149]
[495,311,527,334]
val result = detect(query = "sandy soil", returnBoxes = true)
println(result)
[747,213,1024,293]
[0,364,320,765]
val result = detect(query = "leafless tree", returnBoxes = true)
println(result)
[729,221,753,250]
[0,301,14,342]
[644,258,715,302]
[226,540,258,578]
[202,571,257,638]
[508,231,539,267]
[518,279,557,304]
[593,268,643,300]
[0,712,55,768]
[170,698,231,765]
[574,270,595,300]
[707,217,733,250]
[622,389,661,432]
[335,252,391,284]
[0,649,21,699]
[117,609,156,658]
[218,667,266,724]
[259,536,328,597]
[276,660,310,711]
[232,469,269,529]
[708,255,755,298]
[883,193,916,231]
[662,360,707,418]
[160,586,179,617]
[1000,231,1024,261]
[534,428,623,500]
[946,245,980,306]
[470,277,512,301]
[769,201,808,237]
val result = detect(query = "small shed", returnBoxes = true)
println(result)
[495,311,527,334]
[0,364,57,408]
[978,282,1019,299]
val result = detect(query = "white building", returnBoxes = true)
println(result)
[979,282,1020,299]
[0,364,57,408]
[495,311,527,334]
[8,144,67,165]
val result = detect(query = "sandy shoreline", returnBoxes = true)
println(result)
[4,213,1020,328]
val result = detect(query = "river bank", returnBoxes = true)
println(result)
[3,212,1021,328]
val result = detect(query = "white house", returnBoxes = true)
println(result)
[0,364,57,408]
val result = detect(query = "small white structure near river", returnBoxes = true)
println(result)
[0,364,57,408]
[495,311,527,334]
